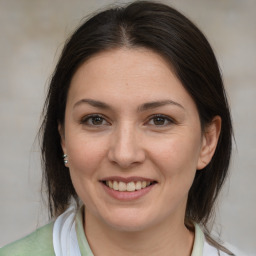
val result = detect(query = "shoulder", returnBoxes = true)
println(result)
[0,222,55,256]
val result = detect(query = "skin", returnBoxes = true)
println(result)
[60,48,221,256]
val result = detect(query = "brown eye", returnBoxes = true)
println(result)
[81,114,109,126]
[153,117,166,125]
[91,116,104,125]
[147,115,173,126]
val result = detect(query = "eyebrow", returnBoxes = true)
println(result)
[74,99,110,109]
[138,100,184,111]
[73,99,184,111]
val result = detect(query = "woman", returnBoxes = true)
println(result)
[0,1,238,255]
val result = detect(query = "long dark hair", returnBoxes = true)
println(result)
[40,1,233,253]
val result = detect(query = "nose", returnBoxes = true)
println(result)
[107,123,146,169]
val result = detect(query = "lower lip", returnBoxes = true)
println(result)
[101,183,156,201]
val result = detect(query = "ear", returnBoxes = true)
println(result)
[197,116,221,170]
[58,123,69,167]
[58,123,66,153]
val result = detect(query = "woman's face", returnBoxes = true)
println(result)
[60,48,218,232]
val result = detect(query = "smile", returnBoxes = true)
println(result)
[104,180,154,192]
[100,177,157,200]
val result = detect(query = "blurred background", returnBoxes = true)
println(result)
[0,0,255,255]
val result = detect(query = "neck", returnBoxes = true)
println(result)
[84,209,194,256]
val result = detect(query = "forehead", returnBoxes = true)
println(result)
[71,47,174,84]
[67,47,197,113]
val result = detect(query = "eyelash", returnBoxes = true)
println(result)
[146,114,175,126]
[80,114,175,127]
[80,114,110,126]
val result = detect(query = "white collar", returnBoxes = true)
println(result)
[53,205,81,256]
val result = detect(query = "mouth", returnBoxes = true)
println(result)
[101,180,157,192]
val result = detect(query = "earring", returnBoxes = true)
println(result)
[63,154,68,165]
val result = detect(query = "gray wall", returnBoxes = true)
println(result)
[0,0,255,255]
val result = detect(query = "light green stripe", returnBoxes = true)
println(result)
[76,207,94,256]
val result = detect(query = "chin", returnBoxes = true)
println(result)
[101,209,157,233]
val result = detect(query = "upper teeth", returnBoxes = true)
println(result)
[105,181,151,192]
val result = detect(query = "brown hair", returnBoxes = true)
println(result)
[40,1,233,254]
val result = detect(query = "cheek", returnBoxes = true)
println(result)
[66,135,107,177]
[148,134,202,178]
[65,136,108,207]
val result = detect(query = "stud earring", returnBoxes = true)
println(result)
[63,154,68,165]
